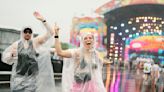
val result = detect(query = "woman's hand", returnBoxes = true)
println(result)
[33,11,45,22]
[102,57,113,65]
[54,23,60,36]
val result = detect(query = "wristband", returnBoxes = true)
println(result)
[11,53,14,57]
[54,35,59,38]
[42,20,46,23]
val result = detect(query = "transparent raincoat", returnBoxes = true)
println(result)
[2,28,56,92]
[62,33,106,92]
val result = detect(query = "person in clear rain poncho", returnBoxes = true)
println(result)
[2,11,56,92]
[54,24,111,92]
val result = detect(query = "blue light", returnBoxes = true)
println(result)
[136,33,139,36]
[118,32,122,36]
[132,27,136,31]
[114,27,117,30]
[77,22,99,30]
[122,37,126,40]
[125,29,129,33]
[129,34,132,37]
[121,23,125,27]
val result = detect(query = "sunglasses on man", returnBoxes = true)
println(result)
[23,28,33,34]
[24,30,32,34]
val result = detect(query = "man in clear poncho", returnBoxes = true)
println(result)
[54,24,110,92]
[2,12,56,92]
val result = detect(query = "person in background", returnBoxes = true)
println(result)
[151,59,161,91]
[135,61,144,92]
[2,11,55,92]
[141,61,153,92]
[156,67,164,92]
[53,24,111,92]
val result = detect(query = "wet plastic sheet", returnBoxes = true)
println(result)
[62,48,106,92]
[2,40,56,92]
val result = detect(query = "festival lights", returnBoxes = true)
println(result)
[108,16,164,61]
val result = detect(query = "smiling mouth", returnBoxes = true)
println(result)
[86,42,91,45]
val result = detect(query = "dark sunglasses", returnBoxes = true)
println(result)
[23,28,32,34]
[24,30,32,34]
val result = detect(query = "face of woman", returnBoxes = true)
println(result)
[83,34,94,49]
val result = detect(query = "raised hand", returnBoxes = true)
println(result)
[54,23,60,36]
[33,11,45,22]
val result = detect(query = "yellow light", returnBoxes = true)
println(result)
[128,21,132,24]
[146,29,149,32]
[140,26,143,29]
[110,41,114,44]
[136,19,139,23]
[152,20,156,22]
[161,21,164,24]
[156,26,159,29]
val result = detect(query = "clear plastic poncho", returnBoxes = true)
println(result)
[62,32,106,92]
[2,30,56,92]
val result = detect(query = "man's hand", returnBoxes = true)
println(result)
[11,49,17,57]
[33,11,45,22]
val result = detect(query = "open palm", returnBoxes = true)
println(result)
[33,11,44,21]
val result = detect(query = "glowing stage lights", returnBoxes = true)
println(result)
[108,16,164,61]
[128,21,132,24]
[132,27,136,31]
[114,27,117,30]
[118,32,122,36]
[125,29,129,33]
[121,23,125,27]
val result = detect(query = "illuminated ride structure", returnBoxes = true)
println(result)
[70,16,107,51]
[104,4,164,65]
